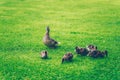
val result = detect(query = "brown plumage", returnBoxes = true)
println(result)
[75,46,89,56]
[40,50,48,59]
[62,52,73,63]
[87,50,108,58]
[43,26,58,48]
[86,44,97,52]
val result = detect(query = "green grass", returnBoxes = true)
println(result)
[0,0,120,80]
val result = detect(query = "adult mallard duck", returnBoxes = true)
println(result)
[43,26,58,48]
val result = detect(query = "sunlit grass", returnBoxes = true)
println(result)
[0,0,120,80]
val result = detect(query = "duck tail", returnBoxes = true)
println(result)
[58,42,61,44]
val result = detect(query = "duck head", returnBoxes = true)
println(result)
[46,26,50,32]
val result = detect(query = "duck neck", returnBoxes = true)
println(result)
[45,31,50,38]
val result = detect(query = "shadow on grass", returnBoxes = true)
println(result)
[40,57,52,60]
[43,45,62,50]
[73,54,109,63]
[61,60,74,64]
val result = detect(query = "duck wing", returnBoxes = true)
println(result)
[50,38,58,44]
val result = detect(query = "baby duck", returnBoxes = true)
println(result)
[87,50,108,58]
[62,52,73,63]
[75,46,89,56]
[86,44,97,52]
[40,50,48,59]
[43,26,58,48]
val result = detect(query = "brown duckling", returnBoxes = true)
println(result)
[86,44,97,52]
[87,50,108,58]
[40,50,48,59]
[75,46,89,56]
[62,52,73,63]
[43,26,58,48]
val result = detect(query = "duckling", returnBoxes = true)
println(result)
[62,52,73,63]
[40,50,48,59]
[87,50,108,58]
[43,26,58,48]
[86,44,97,52]
[86,44,97,56]
[75,46,89,56]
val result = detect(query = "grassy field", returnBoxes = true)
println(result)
[0,0,120,80]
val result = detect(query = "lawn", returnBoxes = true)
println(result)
[0,0,120,80]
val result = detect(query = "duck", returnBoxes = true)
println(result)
[62,52,73,63]
[43,26,58,48]
[86,44,97,52]
[75,46,89,56]
[40,50,48,59]
[87,50,108,58]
